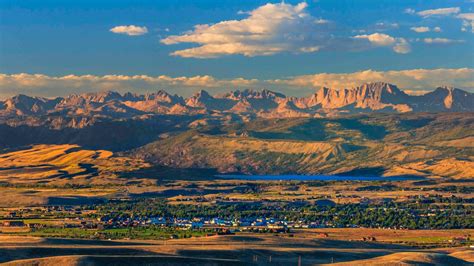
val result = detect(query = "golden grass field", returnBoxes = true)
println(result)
[0,229,473,265]
[0,144,151,186]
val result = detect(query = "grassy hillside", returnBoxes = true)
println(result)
[133,113,474,178]
[0,144,151,186]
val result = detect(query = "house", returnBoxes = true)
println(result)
[2,221,25,227]
[191,222,204,229]
[27,223,44,229]
[149,217,167,226]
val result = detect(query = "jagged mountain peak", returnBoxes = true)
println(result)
[230,98,253,113]
[259,89,286,99]
[186,90,214,108]
[7,94,55,103]
[143,90,183,103]
[194,89,212,98]
[357,82,406,96]
[77,91,123,102]
[2,94,62,115]
[219,88,286,100]
[1,83,472,117]
[417,86,474,111]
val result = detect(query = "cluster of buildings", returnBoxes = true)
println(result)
[97,215,327,231]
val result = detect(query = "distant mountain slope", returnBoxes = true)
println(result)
[1,94,62,115]
[410,86,474,112]
[0,112,471,179]
[299,82,412,111]
[132,113,474,178]
[1,82,472,118]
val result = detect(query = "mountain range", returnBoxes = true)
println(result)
[1,82,473,120]
[0,82,472,178]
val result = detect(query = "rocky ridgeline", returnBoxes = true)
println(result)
[1,82,473,119]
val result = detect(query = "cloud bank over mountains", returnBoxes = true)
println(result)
[1,68,472,98]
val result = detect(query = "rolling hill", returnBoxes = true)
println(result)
[132,113,474,178]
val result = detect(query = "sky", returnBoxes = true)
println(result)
[0,0,473,97]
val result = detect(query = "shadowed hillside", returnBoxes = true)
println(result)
[132,113,474,178]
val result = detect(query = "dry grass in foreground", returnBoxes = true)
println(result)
[0,231,473,265]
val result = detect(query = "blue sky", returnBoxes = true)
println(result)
[0,0,473,97]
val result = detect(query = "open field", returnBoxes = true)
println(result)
[1,177,472,207]
[0,231,473,265]
[0,144,152,186]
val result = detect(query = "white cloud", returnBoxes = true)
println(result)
[354,33,396,46]
[404,8,416,14]
[410,26,442,33]
[411,26,430,33]
[375,22,399,28]
[0,73,258,98]
[110,25,148,36]
[458,13,474,20]
[458,13,474,32]
[354,33,411,54]
[161,2,324,58]
[299,46,322,53]
[417,7,460,17]
[160,2,408,58]
[393,39,411,54]
[423,38,465,44]
[314,18,330,24]
[271,68,474,92]
[413,8,472,32]
[1,69,472,98]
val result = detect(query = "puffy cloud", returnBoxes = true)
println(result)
[411,7,472,32]
[354,33,396,46]
[458,13,474,20]
[417,7,460,17]
[161,2,324,58]
[161,2,409,58]
[410,26,430,33]
[392,39,411,54]
[410,26,442,33]
[404,8,416,15]
[1,69,472,98]
[458,13,474,32]
[110,25,148,36]
[354,33,411,53]
[423,38,465,44]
